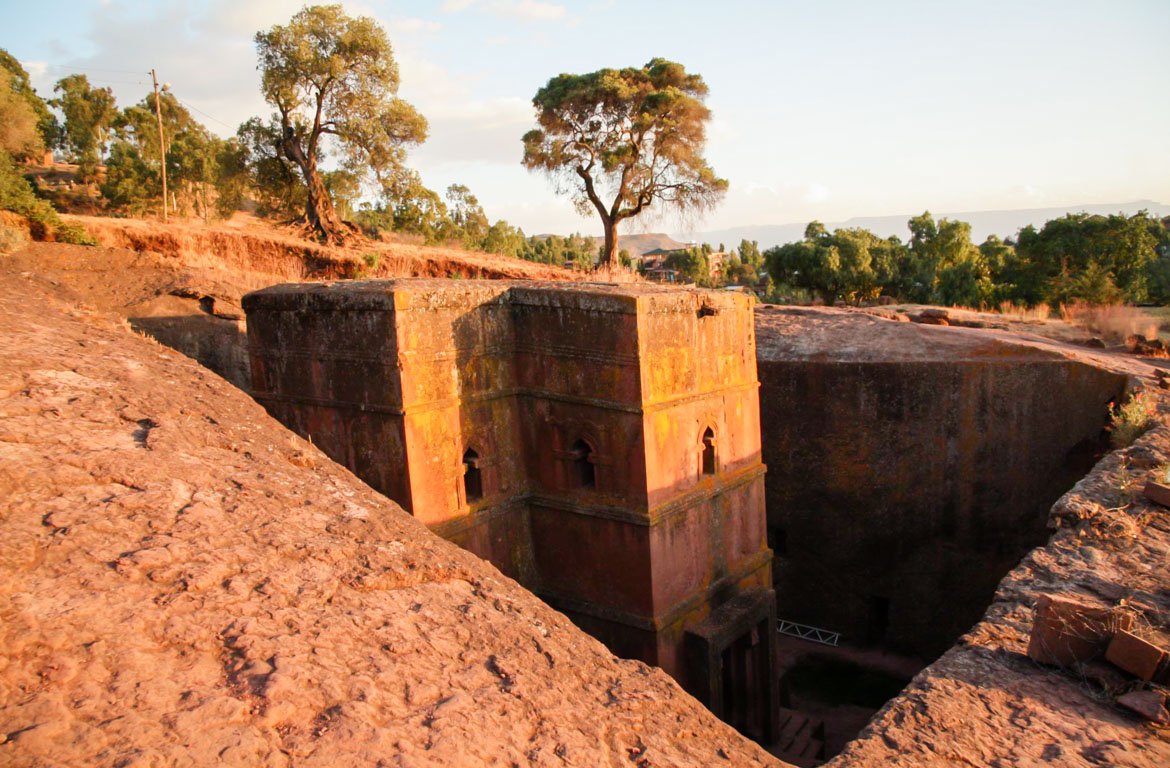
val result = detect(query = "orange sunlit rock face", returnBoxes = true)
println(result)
[244,279,778,736]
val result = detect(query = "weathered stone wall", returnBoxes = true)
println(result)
[756,308,1128,658]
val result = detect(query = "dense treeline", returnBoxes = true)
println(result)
[765,211,1170,307]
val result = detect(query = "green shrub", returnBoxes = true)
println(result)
[0,150,96,245]
[1109,389,1159,449]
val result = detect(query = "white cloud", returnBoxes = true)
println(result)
[21,60,49,79]
[487,1,567,22]
[389,18,442,35]
[412,97,534,167]
[440,0,569,22]
[441,0,478,13]
[203,0,304,37]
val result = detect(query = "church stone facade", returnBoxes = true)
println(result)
[243,279,778,740]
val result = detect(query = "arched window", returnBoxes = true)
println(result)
[570,438,596,489]
[701,427,716,476]
[462,448,483,503]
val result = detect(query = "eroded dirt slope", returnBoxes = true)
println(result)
[0,276,780,768]
[66,214,577,282]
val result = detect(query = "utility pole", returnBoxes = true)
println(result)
[150,68,168,222]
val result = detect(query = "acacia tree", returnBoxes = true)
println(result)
[255,4,427,243]
[522,58,727,267]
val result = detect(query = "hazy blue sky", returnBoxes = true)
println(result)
[3,0,1168,237]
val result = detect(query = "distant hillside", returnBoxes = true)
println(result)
[680,200,1170,250]
[600,232,690,255]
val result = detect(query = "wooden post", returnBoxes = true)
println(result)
[150,69,168,222]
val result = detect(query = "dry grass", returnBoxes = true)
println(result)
[589,262,644,284]
[1060,301,1159,343]
[0,217,29,255]
[996,301,1052,322]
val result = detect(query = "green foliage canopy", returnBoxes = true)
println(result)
[1016,212,1160,305]
[0,49,58,153]
[523,58,727,266]
[0,73,43,161]
[255,4,427,241]
[51,74,116,179]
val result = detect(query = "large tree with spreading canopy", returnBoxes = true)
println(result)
[255,4,426,242]
[522,58,727,267]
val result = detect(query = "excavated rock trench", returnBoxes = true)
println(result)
[755,306,1135,759]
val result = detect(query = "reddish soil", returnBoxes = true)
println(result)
[64,214,579,283]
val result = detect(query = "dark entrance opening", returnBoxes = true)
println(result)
[570,439,595,488]
[685,589,780,745]
[720,624,769,738]
[462,448,482,503]
[702,427,716,476]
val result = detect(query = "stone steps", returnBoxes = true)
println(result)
[768,707,826,767]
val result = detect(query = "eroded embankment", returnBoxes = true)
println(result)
[2,219,581,394]
[67,215,578,283]
[0,276,779,767]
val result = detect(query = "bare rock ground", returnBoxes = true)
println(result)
[0,276,779,767]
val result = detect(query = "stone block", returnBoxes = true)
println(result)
[1116,690,1169,724]
[1143,480,1170,508]
[1027,594,1135,667]
[1106,629,1169,681]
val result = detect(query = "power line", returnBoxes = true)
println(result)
[39,63,146,75]
[174,96,236,131]
[34,61,239,132]
[68,79,150,87]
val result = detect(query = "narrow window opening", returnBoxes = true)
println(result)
[701,427,716,476]
[570,439,595,489]
[462,448,483,503]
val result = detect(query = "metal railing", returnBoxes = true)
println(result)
[777,619,841,647]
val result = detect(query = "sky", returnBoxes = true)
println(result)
[2,0,1168,238]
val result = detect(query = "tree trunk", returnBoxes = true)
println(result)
[280,127,347,243]
[302,165,347,242]
[600,219,619,268]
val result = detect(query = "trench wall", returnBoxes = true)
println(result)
[759,356,1127,657]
